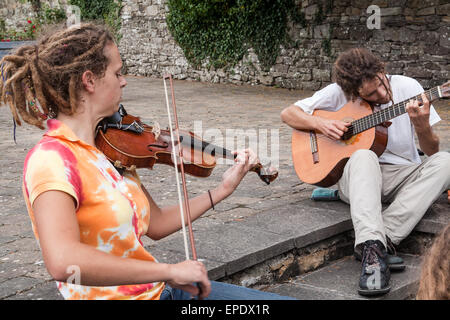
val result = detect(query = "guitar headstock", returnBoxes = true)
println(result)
[439,81,450,98]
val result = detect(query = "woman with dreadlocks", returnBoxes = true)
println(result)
[0,23,293,300]
[281,47,450,296]
[416,223,450,300]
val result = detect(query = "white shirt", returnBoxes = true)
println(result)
[294,75,441,165]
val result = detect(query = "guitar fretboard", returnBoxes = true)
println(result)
[347,86,442,137]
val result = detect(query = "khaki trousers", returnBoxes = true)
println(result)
[338,150,450,247]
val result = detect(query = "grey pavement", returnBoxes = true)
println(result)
[0,76,448,300]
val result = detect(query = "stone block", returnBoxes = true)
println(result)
[257,75,274,85]
[404,66,433,78]
[146,5,159,16]
[438,3,450,15]
[416,31,440,44]
[417,7,436,16]
[304,4,318,18]
[380,7,403,16]
[292,73,312,81]
[439,26,450,48]
[312,68,331,81]
[271,64,289,74]
[313,24,330,39]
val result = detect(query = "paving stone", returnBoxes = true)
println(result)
[5,281,63,300]
[0,276,45,300]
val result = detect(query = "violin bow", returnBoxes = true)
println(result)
[162,74,199,262]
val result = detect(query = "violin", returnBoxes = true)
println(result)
[95,104,278,185]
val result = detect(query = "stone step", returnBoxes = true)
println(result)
[146,192,448,282]
[145,195,355,281]
[264,253,422,300]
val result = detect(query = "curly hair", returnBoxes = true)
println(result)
[416,223,450,300]
[332,48,386,101]
[0,22,115,129]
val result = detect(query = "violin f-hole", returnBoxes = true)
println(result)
[147,141,169,152]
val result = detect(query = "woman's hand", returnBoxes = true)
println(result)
[219,149,259,196]
[166,260,211,299]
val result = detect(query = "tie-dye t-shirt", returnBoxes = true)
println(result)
[22,119,165,300]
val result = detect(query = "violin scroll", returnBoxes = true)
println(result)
[251,164,279,185]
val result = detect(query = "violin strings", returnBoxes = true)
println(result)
[163,77,190,261]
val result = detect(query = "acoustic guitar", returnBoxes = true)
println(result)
[291,81,449,187]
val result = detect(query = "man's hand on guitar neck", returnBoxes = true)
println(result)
[406,92,431,132]
[314,117,351,140]
[406,92,440,156]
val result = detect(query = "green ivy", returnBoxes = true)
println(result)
[68,0,123,41]
[166,0,301,71]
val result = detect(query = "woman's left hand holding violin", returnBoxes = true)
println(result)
[219,149,260,197]
[145,148,260,241]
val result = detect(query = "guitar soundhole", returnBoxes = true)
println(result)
[343,134,358,145]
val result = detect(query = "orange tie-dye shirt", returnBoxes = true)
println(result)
[22,119,165,300]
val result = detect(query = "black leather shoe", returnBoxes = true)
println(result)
[354,237,405,272]
[385,236,406,271]
[358,240,391,296]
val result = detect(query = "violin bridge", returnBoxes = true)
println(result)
[152,121,161,140]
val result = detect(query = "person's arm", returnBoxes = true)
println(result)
[280,104,350,140]
[406,92,440,156]
[33,190,211,298]
[143,184,229,241]
[145,149,258,240]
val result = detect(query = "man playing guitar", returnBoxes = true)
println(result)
[281,48,450,296]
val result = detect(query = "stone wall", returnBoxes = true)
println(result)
[119,0,449,90]
[1,0,448,90]
[0,0,66,29]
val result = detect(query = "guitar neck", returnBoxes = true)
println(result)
[350,85,443,135]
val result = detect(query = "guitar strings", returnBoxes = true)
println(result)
[349,87,438,136]
[349,87,440,136]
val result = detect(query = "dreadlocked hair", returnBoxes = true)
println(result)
[0,22,115,129]
[416,223,450,300]
[332,48,385,101]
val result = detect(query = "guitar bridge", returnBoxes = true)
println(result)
[310,131,319,164]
